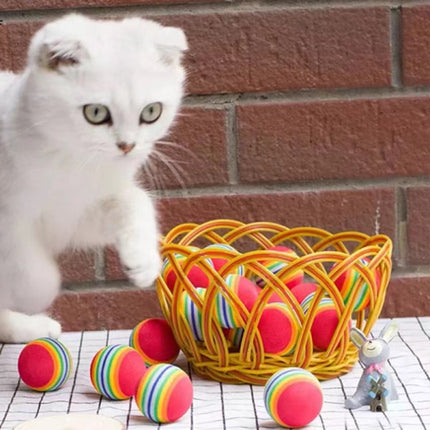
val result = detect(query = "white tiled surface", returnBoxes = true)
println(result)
[0,318,429,429]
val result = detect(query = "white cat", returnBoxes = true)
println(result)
[0,14,187,343]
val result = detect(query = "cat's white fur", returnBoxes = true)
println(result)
[0,14,187,343]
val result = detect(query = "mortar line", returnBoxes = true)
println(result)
[395,187,408,267]
[94,248,106,282]
[154,175,430,199]
[0,1,424,22]
[184,86,430,107]
[390,6,403,88]
[226,104,239,185]
[0,2,248,21]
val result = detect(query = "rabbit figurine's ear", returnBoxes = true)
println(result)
[350,327,368,348]
[379,321,398,343]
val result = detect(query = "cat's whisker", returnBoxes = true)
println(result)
[149,149,188,190]
[141,162,159,191]
[156,148,190,178]
[156,140,196,157]
[144,158,168,192]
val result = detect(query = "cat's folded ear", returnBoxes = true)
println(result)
[156,26,188,67]
[27,17,90,72]
[34,40,89,71]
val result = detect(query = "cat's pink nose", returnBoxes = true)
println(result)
[117,142,136,154]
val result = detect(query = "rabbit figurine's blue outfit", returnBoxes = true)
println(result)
[345,322,399,409]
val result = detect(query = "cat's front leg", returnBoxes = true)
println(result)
[0,310,61,344]
[115,186,161,288]
[0,224,62,343]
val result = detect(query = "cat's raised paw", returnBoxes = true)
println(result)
[117,239,161,288]
[125,255,161,289]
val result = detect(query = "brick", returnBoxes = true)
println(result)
[0,21,42,72]
[161,8,390,94]
[0,0,219,11]
[48,288,163,331]
[141,108,229,189]
[157,188,395,238]
[58,250,96,284]
[402,6,430,86]
[382,276,430,317]
[1,9,390,94]
[237,98,430,183]
[406,187,430,265]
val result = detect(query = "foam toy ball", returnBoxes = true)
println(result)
[129,318,180,366]
[267,281,318,304]
[258,303,300,355]
[332,257,381,311]
[135,363,193,423]
[290,282,319,304]
[162,246,214,292]
[225,328,244,350]
[18,337,72,392]
[215,275,259,328]
[254,246,304,289]
[90,345,146,400]
[301,293,342,351]
[182,287,206,341]
[264,367,323,428]
[204,244,244,275]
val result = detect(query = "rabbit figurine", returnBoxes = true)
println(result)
[345,321,399,410]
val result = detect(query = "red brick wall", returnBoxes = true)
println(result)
[2,0,430,328]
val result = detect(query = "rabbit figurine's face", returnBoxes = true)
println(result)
[359,339,389,364]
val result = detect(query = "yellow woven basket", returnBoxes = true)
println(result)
[156,219,392,385]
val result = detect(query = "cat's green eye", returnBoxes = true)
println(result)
[83,104,112,125]
[140,102,162,124]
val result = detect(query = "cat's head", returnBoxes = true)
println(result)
[22,14,187,167]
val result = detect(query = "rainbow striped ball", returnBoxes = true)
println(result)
[129,318,180,366]
[215,275,259,328]
[162,247,213,292]
[18,338,72,392]
[254,246,304,289]
[264,368,323,428]
[135,364,193,423]
[182,287,206,341]
[204,244,244,276]
[258,303,301,355]
[301,293,340,351]
[332,257,381,311]
[90,345,146,400]
[225,328,244,350]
